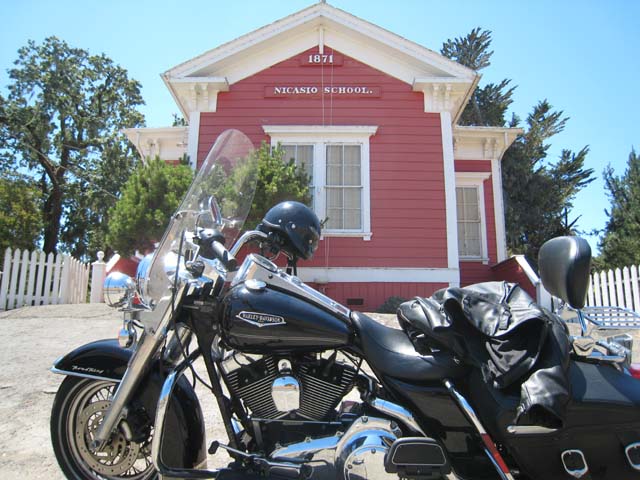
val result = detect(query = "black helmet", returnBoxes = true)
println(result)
[258,201,321,260]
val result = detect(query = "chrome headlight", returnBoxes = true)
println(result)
[104,272,136,308]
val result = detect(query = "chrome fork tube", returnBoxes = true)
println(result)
[163,324,193,364]
[92,331,164,449]
[92,289,185,449]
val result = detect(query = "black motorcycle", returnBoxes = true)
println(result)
[50,129,640,480]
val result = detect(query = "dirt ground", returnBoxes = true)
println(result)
[0,303,637,480]
[0,303,395,479]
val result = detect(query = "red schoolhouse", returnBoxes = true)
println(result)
[124,2,526,311]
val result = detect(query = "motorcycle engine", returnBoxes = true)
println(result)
[221,352,357,421]
[221,352,434,480]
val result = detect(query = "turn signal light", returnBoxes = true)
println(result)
[629,364,640,380]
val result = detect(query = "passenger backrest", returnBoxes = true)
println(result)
[538,236,592,309]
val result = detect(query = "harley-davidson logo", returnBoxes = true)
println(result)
[237,311,286,328]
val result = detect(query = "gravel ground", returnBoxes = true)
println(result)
[1,303,637,480]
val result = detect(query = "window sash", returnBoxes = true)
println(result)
[280,142,364,232]
[325,144,362,230]
[456,186,482,257]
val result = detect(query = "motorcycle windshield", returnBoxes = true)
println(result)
[143,129,258,307]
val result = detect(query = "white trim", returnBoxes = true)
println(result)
[453,126,522,161]
[263,125,378,136]
[162,3,476,117]
[166,3,475,80]
[168,76,227,84]
[320,231,373,240]
[264,125,377,239]
[122,126,188,162]
[440,112,459,277]
[491,158,507,262]
[296,267,459,284]
[161,76,229,116]
[187,112,201,170]
[456,173,490,264]
[412,77,479,121]
[455,172,491,181]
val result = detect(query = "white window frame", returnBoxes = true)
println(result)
[263,125,378,240]
[456,172,491,263]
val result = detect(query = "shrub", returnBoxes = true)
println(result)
[376,296,408,314]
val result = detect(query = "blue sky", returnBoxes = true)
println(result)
[1,0,638,253]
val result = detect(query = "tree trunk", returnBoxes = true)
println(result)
[42,181,63,254]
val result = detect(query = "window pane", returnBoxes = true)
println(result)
[296,145,314,181]
[344,188,362,209]
[327,208,343,229]
[465,224,481,256]
[327,145,342,165]
[465,203,479,221]
[344,163,361,186]
[327,165,342,185]
[464,187,477,205]
[344,209,362,229]
[282,145,296,163]
[326,187,342,208]
[344,145,360,163]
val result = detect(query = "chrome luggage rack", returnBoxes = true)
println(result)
[581,305,640,329]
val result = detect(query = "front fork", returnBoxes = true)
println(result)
[92,288,186,449]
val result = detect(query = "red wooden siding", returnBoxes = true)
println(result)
[317,282,449,312]
[198,46,448,270]
[491,257,537,299]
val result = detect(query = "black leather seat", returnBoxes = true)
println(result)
[350,312,468,382]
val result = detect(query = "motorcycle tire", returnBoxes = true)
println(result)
[50,376,157,480]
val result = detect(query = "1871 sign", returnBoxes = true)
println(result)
[299,53,344,66]
[265,85,381,98]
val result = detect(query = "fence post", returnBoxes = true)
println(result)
[0,248,11,311]
[59,255,72,304]
[90,251,106,303]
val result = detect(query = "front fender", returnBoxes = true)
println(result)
[52,338,207,471]
[53,338,131,380]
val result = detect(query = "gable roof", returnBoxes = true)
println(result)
[162,1,479,122]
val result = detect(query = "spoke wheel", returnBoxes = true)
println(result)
[51,376,157,480]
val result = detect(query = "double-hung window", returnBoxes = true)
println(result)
[264,126,377,239]
[456,172,490,262]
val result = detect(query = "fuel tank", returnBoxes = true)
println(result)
[221,283,352,353]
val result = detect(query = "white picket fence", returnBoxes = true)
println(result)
[586,265,640,313]
[0,248,91,311]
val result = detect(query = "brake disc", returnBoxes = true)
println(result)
[75,400,141,476]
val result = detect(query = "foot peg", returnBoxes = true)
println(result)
[385,437,451,478]
[208,441,311,478]
[561,450,588,478]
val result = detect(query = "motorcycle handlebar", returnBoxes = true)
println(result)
[211,241,238,271]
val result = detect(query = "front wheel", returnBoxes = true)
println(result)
[50,376,157,480]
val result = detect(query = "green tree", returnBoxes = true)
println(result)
[245,142,311,227]
[441,28,515,126]
[0,174,43,251]
[106,157,193,257]
[502,101,593,262]
[598,148,640,268]
[0,36,144,257]
[441,29,594,265]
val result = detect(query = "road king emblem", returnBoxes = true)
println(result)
[237,311,286,327]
